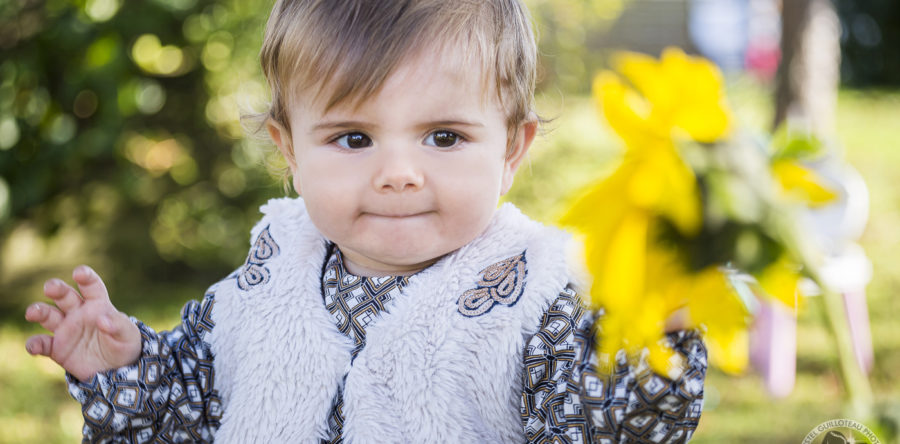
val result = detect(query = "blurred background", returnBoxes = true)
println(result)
[1,0,898,442]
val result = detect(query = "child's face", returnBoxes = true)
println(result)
[269,49,535,276]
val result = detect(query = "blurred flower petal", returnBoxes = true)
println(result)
[772,160,839,206]
[615,47,731,143]
[756,257,803,309]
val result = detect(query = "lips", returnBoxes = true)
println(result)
[363,211,431,218]
[360,205,433,217]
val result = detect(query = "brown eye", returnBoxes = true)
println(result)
[335,132,372,149]
[426,130,461,148]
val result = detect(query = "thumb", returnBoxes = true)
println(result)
[97,311,134,340]
[97,311,142,369]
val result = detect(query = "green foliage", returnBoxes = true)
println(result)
[770,125,826,162]
[527,0,628,93]
[0,0,281,318]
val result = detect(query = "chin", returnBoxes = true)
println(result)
[375,243,456,267]
[380,248,443,267]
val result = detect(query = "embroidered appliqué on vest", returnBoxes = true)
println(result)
[236,225,280,290]
[458,250,527,317]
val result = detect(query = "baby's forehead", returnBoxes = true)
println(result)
[289,45,500,116]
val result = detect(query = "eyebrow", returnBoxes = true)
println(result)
[311,120,375,132]
[423,119,485,129]
[310,118,485,132]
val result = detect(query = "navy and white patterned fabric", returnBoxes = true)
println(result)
[65,247,706,443]
[66,294,221,443]
[521,288,707,443]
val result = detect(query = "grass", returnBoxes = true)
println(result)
[2,87,898,443]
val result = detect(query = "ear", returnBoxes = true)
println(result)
[500,117,537,195]
[266,119,302,195]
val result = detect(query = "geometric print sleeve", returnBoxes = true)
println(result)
[64,290,221,443]
[521,287,707,444]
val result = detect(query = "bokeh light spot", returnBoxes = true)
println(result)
[23,87,50,125]
[0,177,10,222]
[85,0,121,22]
[84,34,120,69]
[851,13,882,48]
[133,34,163,67]
[154,0,198,12]
[135,79,166,114]
[183,13,211,43]
[132,34,188,76]
[170,157,198,185]
[73,90,99,118]
[217,167,246,197]
[0,117,19,150]
[201,31,233,72]
[46,114,77,144]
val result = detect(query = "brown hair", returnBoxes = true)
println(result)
[258,0,538,161]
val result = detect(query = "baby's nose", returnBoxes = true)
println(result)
[372,150,425,192]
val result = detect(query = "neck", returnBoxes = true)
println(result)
[338,247,442,277]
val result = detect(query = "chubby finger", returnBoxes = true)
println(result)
[25,302,65,332]
[73,265,110,302]
[43,278,83,313]
[25,334,54,357]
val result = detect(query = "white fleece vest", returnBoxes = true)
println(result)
[206,198,572,443]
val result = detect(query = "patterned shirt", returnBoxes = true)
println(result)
[66,296,221,442]
[521,288,706,443]
[65,247,707,443]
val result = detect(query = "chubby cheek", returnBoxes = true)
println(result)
[449,158,505,200]
[448,205,495,246]
[303,194,354,243]
[439,169,505,239]
[295,168,354,235]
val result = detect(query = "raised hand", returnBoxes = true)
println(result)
[24,265,142,382]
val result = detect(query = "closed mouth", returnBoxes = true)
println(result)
[364,211,430,218]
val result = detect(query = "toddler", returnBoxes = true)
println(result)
[25,0,707,442]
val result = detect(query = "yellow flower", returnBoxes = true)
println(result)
[705,327,749,375]
[596,47,732,144]
[755,256,804,309]
[685,267,751,374]
[564,47,751,375]
[588,48,733,236]
[562,141,701,240]
[772,160,838,207]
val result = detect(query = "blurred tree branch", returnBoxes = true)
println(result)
[774,0,841,136]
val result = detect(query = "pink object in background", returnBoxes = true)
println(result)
[843,289,874,374]
[749,298,797,398]
[744,43,780,81]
